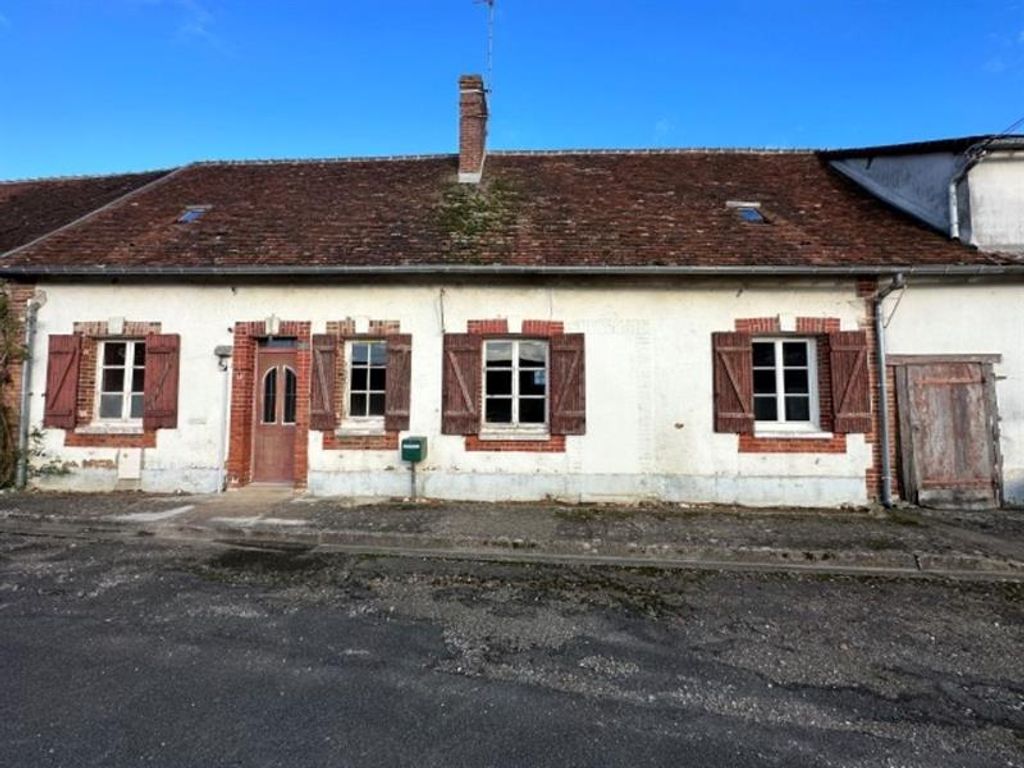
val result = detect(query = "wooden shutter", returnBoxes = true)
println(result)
[829,330,872,433]
[549,333,586,435]
[441,333,480,435]
[143,334,180,430]
[43,334,81,429]
[712,332,754,434]
[310,334,337,431]
[385,334,412,431]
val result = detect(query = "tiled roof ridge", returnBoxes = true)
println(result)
[188,146,817,168]
[0,167,175,186]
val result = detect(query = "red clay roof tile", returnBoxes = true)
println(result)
[0,152,1000,273]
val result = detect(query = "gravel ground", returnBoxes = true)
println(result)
[1,533,1022,767]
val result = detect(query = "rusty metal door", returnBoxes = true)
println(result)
[896,361,1001,509]
[252,342,298,484]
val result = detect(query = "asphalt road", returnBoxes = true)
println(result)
[1,534,1022,767]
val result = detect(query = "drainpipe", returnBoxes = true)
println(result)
[948,146,989,241]
[15,292,46,489]
[214,345,233,492]
[873,273,905,508]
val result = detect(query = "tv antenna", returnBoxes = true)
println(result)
[475,0,495,87]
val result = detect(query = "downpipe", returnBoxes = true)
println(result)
[873,273,905,508]
[15,293,46,489]
[214,346,233,492]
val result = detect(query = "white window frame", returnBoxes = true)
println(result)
[340,339,387,434]
[95,339,146,425]
[752,337,822,435]
[480,338,550,439]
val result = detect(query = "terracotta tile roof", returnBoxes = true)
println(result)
[0,171,169,255]
[0,151,1009,274]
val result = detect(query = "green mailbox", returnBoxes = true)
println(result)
[401,436,427,463]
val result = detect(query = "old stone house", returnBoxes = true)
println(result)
[1,75,1021,508]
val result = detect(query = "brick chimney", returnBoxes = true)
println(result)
[458,74,488,183]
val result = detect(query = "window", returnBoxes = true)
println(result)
[262,366,297,425]
[347,341,387,420]
[752,338,819,431]
[483,339,548,429]
[98,340,145,421]
[177,205,210,223]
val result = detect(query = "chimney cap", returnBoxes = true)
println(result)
[459,73,485,91]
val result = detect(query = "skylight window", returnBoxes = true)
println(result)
[726,200,766,224]
[177,206,210,224]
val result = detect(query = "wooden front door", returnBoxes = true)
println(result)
[896,360,1001,509]
[252,342,298,484]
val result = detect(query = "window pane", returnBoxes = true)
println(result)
[102,368,125,393]
[519,398,545,424]
[133,342,145,366]
[262,369,277,423]
[104,342,126,366]
[485,370,512,396]
[350,393,367,417]
[129,393,144,419]
[753,369,776,395]
[784,369,809,394]
[350,367,367,391]
[100,394,123,419]
[369,343,387,366]
[283,369,297,424]
[754,396,778,421]
[485,342,513,367]
[485,398,512,423]
[519,341,546,367]
[132,368,145,393]
[519,369,546,396]
[369,368,386,391]
[783,342,808,367]
[752,342,775,367]
[785,396,811,421]
[369,393,386,416]
[351,343,368,365]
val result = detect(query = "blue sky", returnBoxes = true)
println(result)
[1,1,1022,179]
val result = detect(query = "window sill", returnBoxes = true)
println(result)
[76,424,145,436]
[337,418,387,438]
[478,428,551,442]
[753,430,834,440]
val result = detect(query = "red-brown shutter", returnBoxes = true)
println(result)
[549,333,586,435]
[385,334,412,431]
[441,333,480,434]
[143,334,180,430]
[712,332,754,434]
[829,330,872,433]
[43,334,81,429]
[310,334,337,431]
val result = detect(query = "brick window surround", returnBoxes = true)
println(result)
[226,320,311,488]
[322,319,402,451]
[733,316,847,455]
[463,319,567,453]
[64,320,162,448]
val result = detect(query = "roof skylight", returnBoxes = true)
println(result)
[177,205,210,224]
[726,200,766,224]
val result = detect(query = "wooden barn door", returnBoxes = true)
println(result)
[252,341,298,484]
[896,359,1001,509]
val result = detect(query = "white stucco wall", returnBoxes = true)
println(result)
[968,151,1024,252]
[28,278,884,505]
[882,280,1024,505]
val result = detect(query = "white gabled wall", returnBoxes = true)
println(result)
[968,151,1024,252]
[29,278,880,505]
